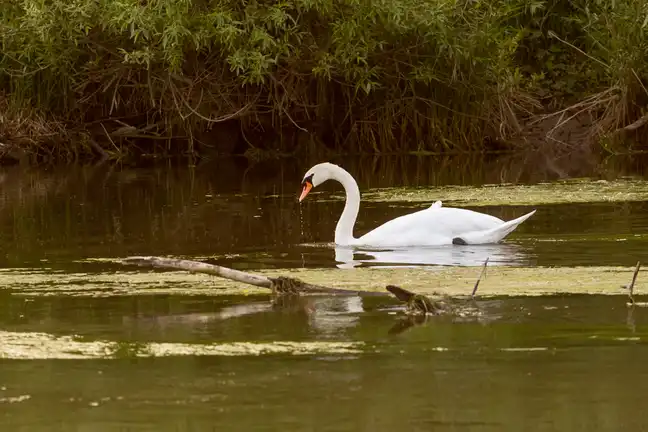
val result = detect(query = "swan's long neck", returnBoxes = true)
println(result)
[332,166,360,245]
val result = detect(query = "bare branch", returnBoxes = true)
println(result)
[120,256,383,297]
[472,257,489,298]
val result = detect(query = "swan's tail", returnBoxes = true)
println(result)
[453,210,536,245]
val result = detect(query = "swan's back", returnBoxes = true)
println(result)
[356,206,504,247]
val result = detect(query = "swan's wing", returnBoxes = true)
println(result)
[430,200,442,209]
[356,207,505,247]
[453,210,536,245]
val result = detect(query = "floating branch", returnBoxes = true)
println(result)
[121,256,384,297]
[121,255,487,318]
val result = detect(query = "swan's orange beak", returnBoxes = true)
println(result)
[299,181,312,202]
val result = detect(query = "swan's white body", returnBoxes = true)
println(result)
[299,162,536,247]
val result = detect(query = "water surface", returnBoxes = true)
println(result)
[1,155,648,431]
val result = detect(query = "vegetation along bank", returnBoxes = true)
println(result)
[1,0,647,162]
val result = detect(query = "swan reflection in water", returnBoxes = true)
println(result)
[333,243,532,269]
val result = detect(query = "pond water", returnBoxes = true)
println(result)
[1,154,648,431]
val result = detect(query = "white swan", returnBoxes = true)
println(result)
[298,162,536,247]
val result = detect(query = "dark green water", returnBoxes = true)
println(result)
[1,155,648,431]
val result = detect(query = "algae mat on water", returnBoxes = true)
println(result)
[259,266,640,297]
[317,178,648,206]
[0,330,363,360]
[1,266,641,297]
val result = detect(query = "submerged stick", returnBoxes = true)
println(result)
[625,261,641,306]
[121,256,383,297]
[471,257,489,298]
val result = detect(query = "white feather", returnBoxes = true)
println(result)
[300,162,536,247]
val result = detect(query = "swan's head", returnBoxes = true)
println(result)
[299,162,338,202]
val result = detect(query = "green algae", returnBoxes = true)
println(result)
[317,178,648,206]
[1,327,641,361]
[0,330,364,360]
[252,266,643,297]
[1,264,643,298]
[0,268,268,297]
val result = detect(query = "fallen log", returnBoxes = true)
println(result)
[121,256,385,297]
[120,255,490,317]
[122,256,648,333]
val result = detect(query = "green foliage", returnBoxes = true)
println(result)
[1,0,648,158]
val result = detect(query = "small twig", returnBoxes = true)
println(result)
[527,88,618,126]
[548,30,610,70]
[625,261,641,306]
[270,75,308,132]
[632,68,648,98]
[471,257,489,298]
[620,112,648,132]
[100,123,121,155]
[180,88,257,124]
[547,98,616,136]
[280,105,308,132]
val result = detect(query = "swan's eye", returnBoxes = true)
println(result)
[302,173,314,186]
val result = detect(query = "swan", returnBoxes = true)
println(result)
[298,162,536,247]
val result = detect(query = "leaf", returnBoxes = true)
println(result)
[529,1,546,16]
